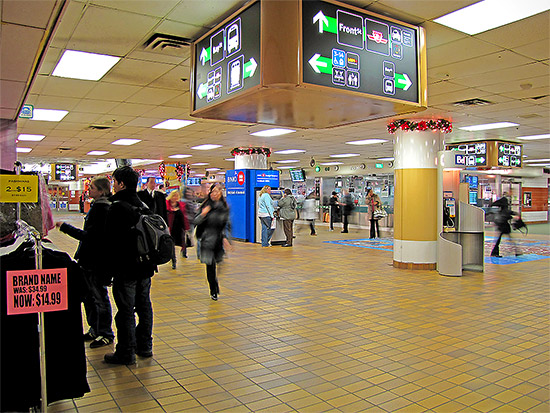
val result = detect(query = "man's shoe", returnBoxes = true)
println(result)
[181,250,187,258]
[341,230,348,233]
[282,244,292,247]
[211,293,218,301]
[83,332,97,341]
[104,352,135,365]
[515,253,523,257]
[490,254,502,258]
[90,336,114,349]
[172,261,177,269]
[137,350,153,358]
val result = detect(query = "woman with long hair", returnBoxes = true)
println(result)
[194,184,231,300]
[165,190,189,269]
[257,185,275,247]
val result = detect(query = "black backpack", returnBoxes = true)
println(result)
[117,201,175,265]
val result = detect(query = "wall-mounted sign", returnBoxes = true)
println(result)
[375,163,384,169]
[52,164,77,181]
[192,2,260,111]
[19,104,34,119]
[0,175,39,203]
[302,0,420,103]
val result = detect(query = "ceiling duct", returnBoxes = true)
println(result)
[143,33,192,52]
[453,98,492,107]
[88,125,113,130]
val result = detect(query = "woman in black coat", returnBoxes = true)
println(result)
[194,184,231,301]
[490,195,521,257]
[56,176,114,348]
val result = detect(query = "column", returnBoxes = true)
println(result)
[0,119,17,170]
[391,120,449,270]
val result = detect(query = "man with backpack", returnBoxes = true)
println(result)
[104,166,157,365]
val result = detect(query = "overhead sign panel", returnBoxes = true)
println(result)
[446,141,522,168]
[302,0,420,103]
[192,2,260,111]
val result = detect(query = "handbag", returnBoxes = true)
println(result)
[373,208,387,220]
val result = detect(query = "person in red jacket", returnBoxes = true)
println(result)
[166,190,190,269]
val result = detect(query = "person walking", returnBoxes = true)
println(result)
[302,192,317,236]
[166,190,190,269]
[257,185,275,247]
[278,189,297,247]
[104,166,156,365]
[328,191,340,231]
[490,195,521,257]
[137,177,167,221]
[339,188,354,233]
[366,188,381,239]
[56,176,114,349]
[194,184,231,301]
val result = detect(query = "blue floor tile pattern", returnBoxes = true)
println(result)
[325,237,550,265]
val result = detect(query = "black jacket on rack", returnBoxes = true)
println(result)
[0,239,90,411]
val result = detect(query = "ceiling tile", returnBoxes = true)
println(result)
[125,87,183,105]
[109,102,157,117]
[477,75,549,95]
[167,0,245,27]
[85,82,141,101]
[90,0,180,18]
[378,0,478,21]
[428,38,503,69]
[101,58,174,86]
[48,1,87,49]
[40,77,96,98]
[2,0,58,29]
[1,24,45,82]
[72,99,119,114]
[34,95,81,111]
[514,39,550,61]
[0,80,26,109]
[452,62,549,88]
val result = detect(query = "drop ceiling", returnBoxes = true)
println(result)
[2,0,549,174]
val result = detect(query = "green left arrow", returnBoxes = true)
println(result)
[197,82,207,99]
[308,53,332,74]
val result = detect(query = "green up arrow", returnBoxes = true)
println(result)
[199,47,210,65]
[395,73,412,91]
[197,82,208,99]
[313,11,337,34]
[308,53,332,74]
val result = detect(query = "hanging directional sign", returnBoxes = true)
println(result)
[192,2,260,111]
[447,141,522,168]
[302,0,420,103]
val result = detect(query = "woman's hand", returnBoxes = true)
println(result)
[201,205,211,216]
[223,238,233,252]
[55,221,63,229]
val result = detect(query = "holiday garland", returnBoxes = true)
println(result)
[387,119,452,134]
[158,162,166,178]
[175,162,186,181]
[231,147,271,157]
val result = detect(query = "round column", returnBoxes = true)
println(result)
[234,153,267,169]
[391,120,449,270]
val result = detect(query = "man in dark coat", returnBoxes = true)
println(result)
[104,166,156,365]
[137,177,167,221]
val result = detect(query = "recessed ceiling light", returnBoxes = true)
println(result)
[459,122,519,131]
[31,109,68,122]
[346,139,387,145]
[525,163,550,167]
[192,163,209,166]
[206,168,221,171]
[193,173,205,177]
[250,128,296,137]
[152,119,195,130]
[16,147,32,153]
[111,138,141,146]
[434,0,550,35]
[277,166,295,169]
[524,158,550,163]
[225,158,235,161]
[168,154,192,159]
[218,171,226,174]
[330,153,360,158]
[52,50,121,81]
[517,134,550,140]
[191,144,222,150]
[275,159,299,164]
[87,150,109,155]
[320,161,343,166]
[273,149,306,154]
[17,134,45,141]
[377,157,395,161]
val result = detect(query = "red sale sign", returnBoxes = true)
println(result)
[6,268,68,315]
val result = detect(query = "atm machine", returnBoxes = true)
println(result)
[255,189,286,245]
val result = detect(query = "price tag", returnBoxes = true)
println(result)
[0,175,39,203]
[6,268,68,315]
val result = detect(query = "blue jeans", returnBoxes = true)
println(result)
[260,216,274,247]
[112,276,153,357]
[82,269,114,339]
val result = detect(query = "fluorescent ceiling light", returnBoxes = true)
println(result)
[434,0,550,35]
[330,153,360,158]
[275,159,299,164]
[18,134,45,141]
[31,109,68,122]
[193,173,205,177]
[152,119,195,130]
[225,158,235,161]
[191,144,222,150]
[192,163,209,166]
[52,50,120,81]
[145,170,157,174]
[218,171,226,174]
[131,159,163,166]
[250,128,295,137]
[526,163,550,167]
[377,157,394,161]
[517,134,550,140]
[111,138,141,146]
[273,149,306,154]
[206,168,221,171]
[16,147,32,153]
[168,154,192,159]
[346,139,387,145]
[320,162,343,166]
[524,158,550,163]
[277,166,295,169]
[87,150,109,155]
[459,122,519,131]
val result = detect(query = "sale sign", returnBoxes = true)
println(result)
[6,268,68,315]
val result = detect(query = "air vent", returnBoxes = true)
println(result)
[58,147,71,151]
[518,113,542,119]
[144,33,192,52]
[527,94,549,101]
[453,98,492,107]
[88,125,113,130]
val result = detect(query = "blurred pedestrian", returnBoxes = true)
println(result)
[302,192,317,236]
[56,176,114,349]
[166,190,190,269]
[328,191,339,231]
[339,188,354,233]
[366,188,381,239]
[490,195,521,257]
[257,185,275,247]
[278,188,297,247]
[195,184,231,301]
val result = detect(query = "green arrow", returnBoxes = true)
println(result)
[199,47,210,65]
[243,58,258,79]
[395,73,412,90]
[197,82,207,99]
[325,16,337,33]
[308,53,332,74]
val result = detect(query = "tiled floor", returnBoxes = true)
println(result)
[47,212,549,412]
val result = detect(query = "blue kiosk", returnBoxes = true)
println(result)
[225,169,279,242]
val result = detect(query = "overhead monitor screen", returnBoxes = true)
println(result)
[192,2,261,111]
[302,0,420,103]
[289,169,306,182]
[54,163,77,181]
